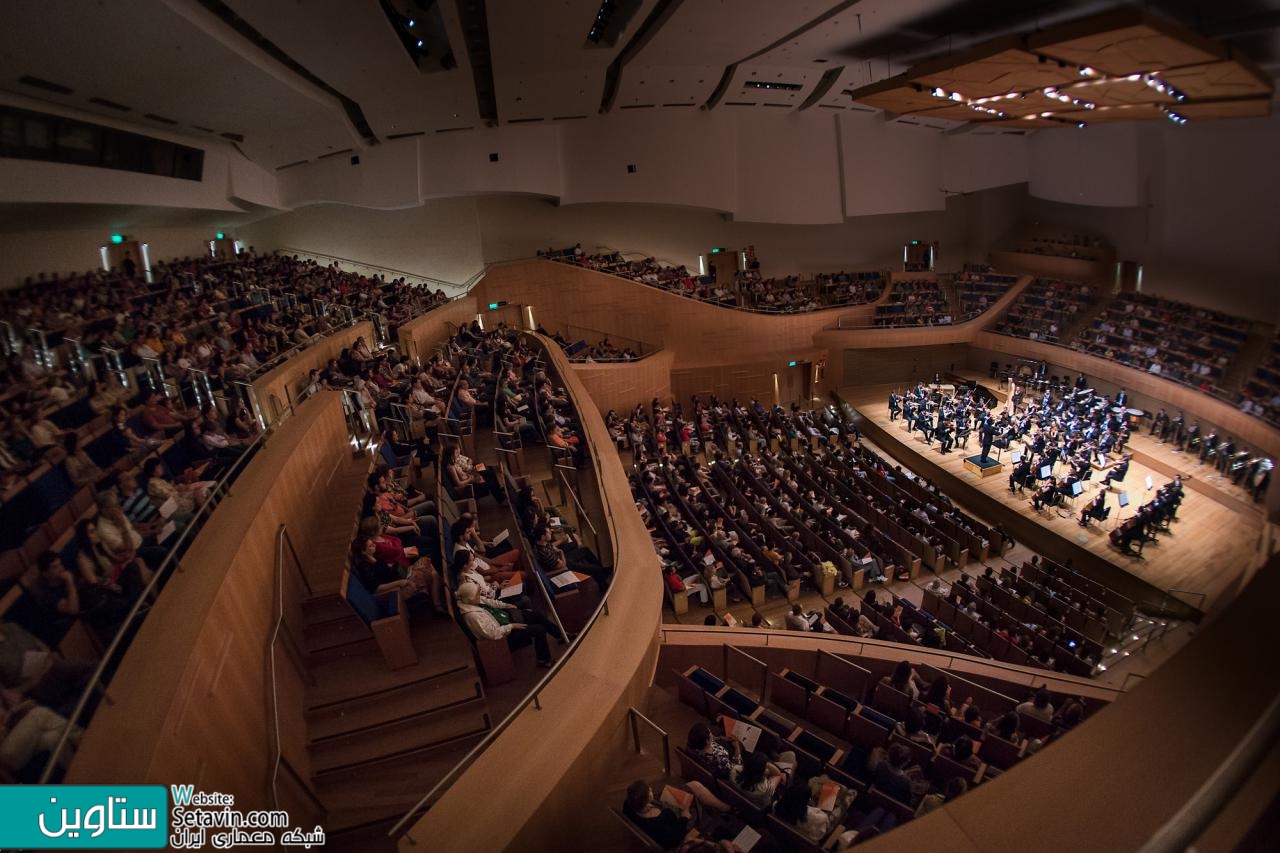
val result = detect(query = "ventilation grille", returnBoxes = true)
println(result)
[88,97,131,112]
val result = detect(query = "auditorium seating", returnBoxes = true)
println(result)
[1238,333,1280,428]
[1073,292,1250,395]
[660,653,1098,846]
[992,277,1094,343]
[874,279,950,327]
[955,272,1018,322]
[546,245,885,314]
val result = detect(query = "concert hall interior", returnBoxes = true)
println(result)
[1,1,1279,852]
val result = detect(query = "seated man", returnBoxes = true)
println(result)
[1102,455,1130,486]
[455,582,554,668]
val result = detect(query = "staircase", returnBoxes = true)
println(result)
[1220,322,1276,396]
[304,602,490,845]
[1096,613,1179,675]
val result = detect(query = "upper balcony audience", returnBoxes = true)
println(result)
[1238,334,1280,429]
[874,280,950,327]
[954,271,1018,323]
[541,245,883,314]
[992,278,1093,344]
[1072,292,1249,395]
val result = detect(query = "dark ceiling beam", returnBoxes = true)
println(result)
[600,0,685,113]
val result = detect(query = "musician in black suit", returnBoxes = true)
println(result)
[936,418,953,454]
[1079,491,1108,526]
[1074,372,1087,391]
[1102,455,1130,486]
[1009,459,1032,494]
[888,392,902,421]
[1115,388,1128,408]
[1032,478,1060,511]
[979,421,994,464]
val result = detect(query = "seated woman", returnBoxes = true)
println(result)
[142,457,212,525]
[773,781,836,843]
[442,445,502,504]
[621,780,739,851]
[730,749,796,809]
[351,535,443,613]
[882,659,925,701]
[685,721,742,780]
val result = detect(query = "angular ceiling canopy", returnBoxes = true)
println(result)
[846,7,1273,128]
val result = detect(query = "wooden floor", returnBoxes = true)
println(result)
[841,376,1267,611]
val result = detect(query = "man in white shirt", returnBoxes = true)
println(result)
[456,582,552,668]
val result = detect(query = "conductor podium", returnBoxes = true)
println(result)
[964,454,1004,478]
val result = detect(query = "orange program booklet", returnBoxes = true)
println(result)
[817,780,840,812]
[659,786,694,812]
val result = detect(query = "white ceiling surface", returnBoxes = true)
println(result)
[487,0,661,120]
[0,0,361,168]
[222,0,483,137]
[613,0,849,107]
[737,0,959,109]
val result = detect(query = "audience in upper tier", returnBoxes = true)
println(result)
[993,278,1094,343]
[873,280,950,327]
[1073,292,1248,395]
[954,271,1018,322]
[1237,334,1280,429]
[540,245,883,313]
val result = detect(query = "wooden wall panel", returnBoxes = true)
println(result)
[989,249,1114,283]
[842,343,972,387]
[474,261,846,370]
[396,295,479,363]
[67,393,349,823]
[572,350,675,417]
[253,321,372,423]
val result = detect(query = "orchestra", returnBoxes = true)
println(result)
[886,374,1272,558]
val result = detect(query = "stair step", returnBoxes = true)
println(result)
[306,621,472,708]
[304,593,352,625]
[306,613,370,654]
[311,706,491,776]
[314,735,483,833]
[309,669,482,742]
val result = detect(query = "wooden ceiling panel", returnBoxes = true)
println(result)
[1053,77,1176,108]
[914,48,1079,98]
[1054,103,1168,123]
[1029,11,1226,76]
[1161,59,1274,101]
[847,9,1270,128]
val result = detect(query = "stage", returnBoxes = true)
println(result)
[841,375,1265,610]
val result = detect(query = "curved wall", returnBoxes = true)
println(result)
[66,392,351,824]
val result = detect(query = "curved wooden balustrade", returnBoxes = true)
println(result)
[253,320,373,423]
[397,332,665,851]
[66,392,351,824]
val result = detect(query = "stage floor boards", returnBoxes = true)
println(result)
[840,378,1266,611]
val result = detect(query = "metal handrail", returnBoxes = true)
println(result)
[658,625,1127,701]
[1137,692,1280,853]
[1166,588,1209,611]
[277,246,471,295]
[388,332,620,842]
[37,415,282,782]
[627,708,671,777]
[269,525,324,814]
[556,467,599,538]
